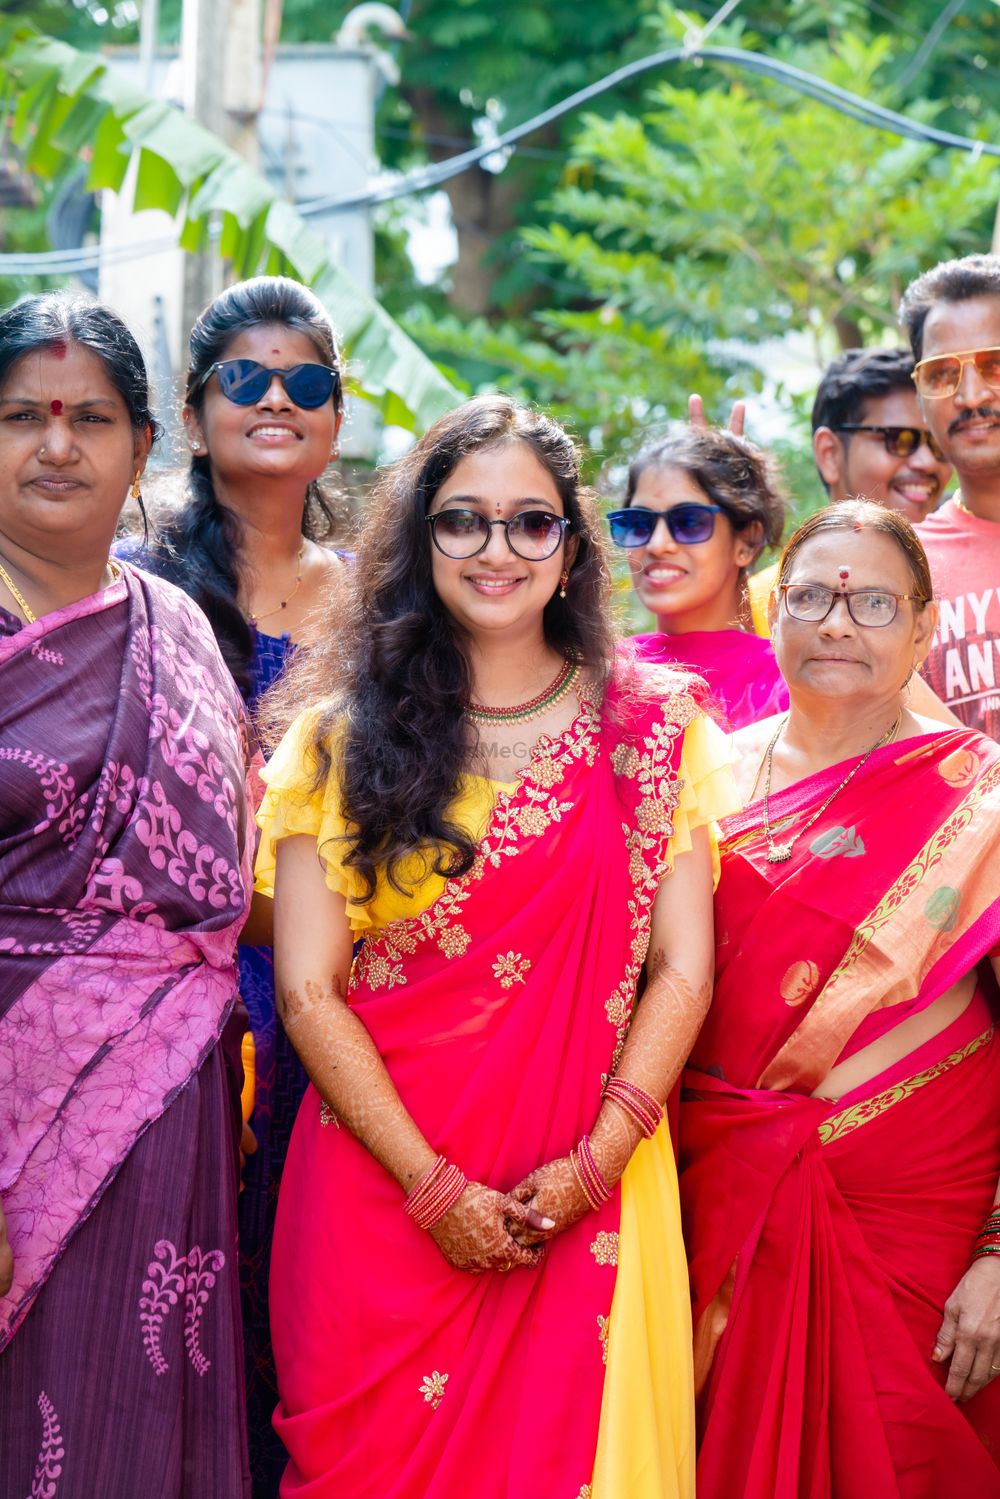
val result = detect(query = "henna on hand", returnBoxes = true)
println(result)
[428,1182,547,1272]
[508,1156,591,1243]
[278,977,439,1193]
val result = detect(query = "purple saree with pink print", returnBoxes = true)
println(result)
[0,563,253,1498]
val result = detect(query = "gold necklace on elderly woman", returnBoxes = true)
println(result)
[0,558,36,623]
[761,709,902,864]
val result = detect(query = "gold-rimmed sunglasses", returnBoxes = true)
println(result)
[912,345,1000,400]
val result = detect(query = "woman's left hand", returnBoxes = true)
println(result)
[508,1156,591,1244]
[933,1257,1000,1400]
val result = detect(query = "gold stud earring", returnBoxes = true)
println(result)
[559,569,569,600]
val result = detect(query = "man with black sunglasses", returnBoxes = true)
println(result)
[746,347,953,638]
[899,253,1000,739]
[811,347,952,523]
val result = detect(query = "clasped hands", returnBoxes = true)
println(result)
[428,1121,635,1274]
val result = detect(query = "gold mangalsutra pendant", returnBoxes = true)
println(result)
[766,842,793,863]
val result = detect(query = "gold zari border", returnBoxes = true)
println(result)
[817,1024,994,1146]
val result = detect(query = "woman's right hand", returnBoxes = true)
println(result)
[0,1199,13,1297]
[428,1182,552,1273]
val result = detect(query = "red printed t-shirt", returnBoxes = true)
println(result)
[917,497,1000,740]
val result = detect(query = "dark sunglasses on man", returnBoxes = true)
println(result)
[606,502,723,549]
[836,424,946,461]
[195,357,341,409]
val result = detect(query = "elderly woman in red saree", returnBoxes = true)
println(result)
[681,498,1000,1498]
[255,394,736,1497]
[0,295,253,1496]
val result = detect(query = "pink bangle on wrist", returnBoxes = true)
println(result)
[602,1076,664,1139]
[404,1155,468,1230]
[570,1134,612,1211]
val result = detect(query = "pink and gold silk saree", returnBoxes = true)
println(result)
[258,669,728,1498]
[681,729,1000,1498]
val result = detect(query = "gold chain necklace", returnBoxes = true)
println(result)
[0,555,122,626]
[248,542,305,628]
[762,710,902,864]
[0,558,35,623]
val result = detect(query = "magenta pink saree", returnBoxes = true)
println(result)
[269,670,702,1498]
[0,564,254,1498]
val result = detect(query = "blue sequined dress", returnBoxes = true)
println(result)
[239,628,309,1499]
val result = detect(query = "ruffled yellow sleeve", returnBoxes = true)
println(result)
[668,713,740,885]
[255,710,498,935]
[254,708,337,891]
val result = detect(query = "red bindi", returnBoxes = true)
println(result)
[50,399,63,415]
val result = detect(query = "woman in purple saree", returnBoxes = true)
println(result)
[0,295,253,1497]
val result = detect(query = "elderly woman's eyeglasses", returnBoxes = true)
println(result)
[780,583,926,628]
[426,508,571,561]
[196,358,340,409]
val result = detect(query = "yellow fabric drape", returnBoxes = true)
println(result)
[748,559,779,638]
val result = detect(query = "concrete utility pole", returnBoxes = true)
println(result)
[179,0,262,335]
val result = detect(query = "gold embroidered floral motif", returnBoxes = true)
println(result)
[418,1370,449,1410]
[318,1101,338,1128]
[345,705,601,1001]
[437,923,471,958]
[577,1487,593,1498]
[611,743,640,778]
[636,790,680,834]
[818,1025,994,1145]
[492,951,531,989]
[596,1314,610,1365]
[358,951,407,990]
[599,691,698,1054]
[589,1231,619,1267]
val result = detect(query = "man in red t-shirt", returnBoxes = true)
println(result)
[900,254,1000,739]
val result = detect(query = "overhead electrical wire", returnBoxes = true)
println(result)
[1,37,997,276]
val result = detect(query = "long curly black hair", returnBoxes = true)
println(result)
[138,276,344,694]
[265,394,616,903]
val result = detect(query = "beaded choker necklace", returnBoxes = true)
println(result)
[466,658,580,727]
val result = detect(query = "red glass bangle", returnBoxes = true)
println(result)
[404,1156,467,1230]
[570,1134,611,1211]
[603,1076,663,1139]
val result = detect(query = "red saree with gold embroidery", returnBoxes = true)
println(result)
[263,674,707,1499]
[680,729,1000,1499]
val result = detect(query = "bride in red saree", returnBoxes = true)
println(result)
[255,396,736,1497]
[681,500,1000,1498]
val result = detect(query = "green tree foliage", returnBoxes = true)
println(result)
[0,18,460,432]
[403,12,999,495]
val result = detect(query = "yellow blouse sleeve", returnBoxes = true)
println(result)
[669,712,740,884]
[255,710,498,935]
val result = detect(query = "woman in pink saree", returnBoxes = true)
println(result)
[681,500,1000,1497]
[256,395,736,1497]
[0,295,253,1497]
[608,428,788,730]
